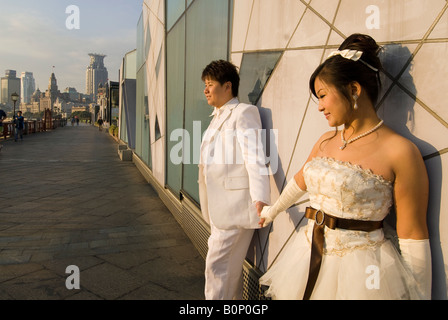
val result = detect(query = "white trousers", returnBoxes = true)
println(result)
[204,222,255,300]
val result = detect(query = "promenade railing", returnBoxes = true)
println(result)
[1,118,67,141]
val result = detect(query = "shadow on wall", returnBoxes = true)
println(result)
[252,95,305,273]
[378,44,445,299]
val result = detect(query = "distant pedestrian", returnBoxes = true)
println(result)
[0,108,6,151]
[97,117,104,131]
[75,116,79,126]
[14,111,24,142]
[71,116,75,126]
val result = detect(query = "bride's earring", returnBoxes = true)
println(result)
[353,95,359,110]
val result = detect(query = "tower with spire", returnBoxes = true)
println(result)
[48,72,59,107]
[39,72,60,111]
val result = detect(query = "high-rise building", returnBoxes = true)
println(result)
[86,54,108,99]
[1,70,21,109]
[20,71,36,104]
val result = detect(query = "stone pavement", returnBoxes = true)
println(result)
[0,124,205,300]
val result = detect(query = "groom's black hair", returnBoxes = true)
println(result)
[202,60,240,97]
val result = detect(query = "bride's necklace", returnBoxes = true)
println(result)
[340,120,384,150]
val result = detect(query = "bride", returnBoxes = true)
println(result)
[258,34,432,300]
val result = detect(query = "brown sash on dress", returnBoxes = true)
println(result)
[302,207,384,300]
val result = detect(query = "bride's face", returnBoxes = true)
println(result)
[314,77,351,127]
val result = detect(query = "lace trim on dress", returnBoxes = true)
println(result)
[324,234,386,257]
[304,220,386,257]
[310,157,393,187]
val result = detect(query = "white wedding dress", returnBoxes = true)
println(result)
[259,157,420,300]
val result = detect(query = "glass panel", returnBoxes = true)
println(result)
[125,50,137,80]
[183,0,229,203]
[121,51,137,148]
[142,66,151,168]
[167,0,186,31]
[145,20,152,58]
[135,63,151,168]
[135,67,144,158]
[119,82,128,144]
[238,51,283,105]
[137,13,145,70]
[122,81,137,149]
[156,45,163,78]
[166,17,186,196]
[110,83,120,126]
[155,115,161,141]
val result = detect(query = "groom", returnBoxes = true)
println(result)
[198,60,270,300]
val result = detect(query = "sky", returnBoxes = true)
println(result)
[0,0,142,94]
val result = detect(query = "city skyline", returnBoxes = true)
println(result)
[0,0,142,95]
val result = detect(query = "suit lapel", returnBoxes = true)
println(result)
[211,99,240,132]
[211,107,232,132]
[200,108,232,156]
[201,99,240,151]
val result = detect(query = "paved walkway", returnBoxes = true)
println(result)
[0,124,205,300]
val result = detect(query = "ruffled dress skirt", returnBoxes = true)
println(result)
[259,220,421,300]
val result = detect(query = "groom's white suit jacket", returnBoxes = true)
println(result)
[198,98,270,230]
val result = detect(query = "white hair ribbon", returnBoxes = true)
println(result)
[327,49,379,72]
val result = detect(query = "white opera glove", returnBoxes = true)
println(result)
[259,179,306,228]
[399,238,432,300]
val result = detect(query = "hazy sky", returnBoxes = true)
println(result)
[0,0,142,94]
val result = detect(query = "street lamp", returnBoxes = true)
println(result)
[11,92,19,137]
[11,92,19,116]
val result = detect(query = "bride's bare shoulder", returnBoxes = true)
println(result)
[381,126,423,162]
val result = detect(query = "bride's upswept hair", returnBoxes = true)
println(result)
[309,33,383,108]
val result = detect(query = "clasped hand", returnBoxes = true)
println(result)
[256,201,270,228]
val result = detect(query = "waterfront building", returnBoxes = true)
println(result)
[86,53,108,99]
[20,71,36,104]
[1,70,21,109]
[39,72,60,113]
[62,87,81,101]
